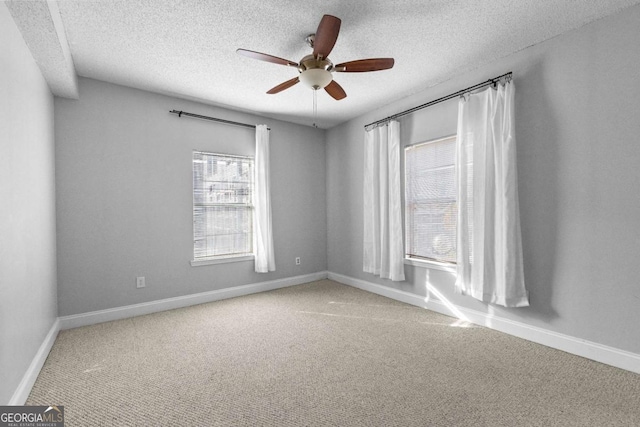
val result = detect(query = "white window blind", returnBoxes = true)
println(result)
[405,135,458,264]
[192,151,254,259]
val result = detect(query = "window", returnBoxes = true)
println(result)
[192,151,254,261]
[404,135,458,264]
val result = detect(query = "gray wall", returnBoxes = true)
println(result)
[55,78,326,316]
[0,4,58,404]
[327,5,640,354]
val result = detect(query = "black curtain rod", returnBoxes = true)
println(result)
[169,110,270,130]
[364,72,512,130]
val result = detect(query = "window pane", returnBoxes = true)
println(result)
[405,136,457,263]
[193,151,254,259]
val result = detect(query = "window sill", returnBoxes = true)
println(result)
[190,254,254,267]
[404,257,456,273]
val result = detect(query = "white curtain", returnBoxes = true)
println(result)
[254,124,275,273]
[455,80,528,307]
[363,120,405,281]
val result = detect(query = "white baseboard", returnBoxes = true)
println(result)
[16,270,637,408]
[328,272,640,374]
[59,271,328,330]
[9,318,60,405]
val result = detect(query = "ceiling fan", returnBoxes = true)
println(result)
[237,14,394,100]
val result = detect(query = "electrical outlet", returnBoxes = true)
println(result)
[136,276,145,288]
[295,257,301,265]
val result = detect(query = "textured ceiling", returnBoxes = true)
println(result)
[7,0,640,128]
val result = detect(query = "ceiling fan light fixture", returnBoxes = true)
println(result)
[237,14,393,100]
[299,68,332,90]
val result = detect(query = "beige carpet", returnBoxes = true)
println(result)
[28,280,640,426]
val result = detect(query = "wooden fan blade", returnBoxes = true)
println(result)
[267,77,300,94]
[335,58,395,72]
[313,15,341,59]
[237,49,298,67]
[324,80,346,100]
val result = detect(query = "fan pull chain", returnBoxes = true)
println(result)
[312,89,318,128]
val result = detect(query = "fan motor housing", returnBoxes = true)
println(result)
[298,55,333,73]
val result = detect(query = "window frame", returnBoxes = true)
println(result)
[403,134,458,273]
[190,150,255,267]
